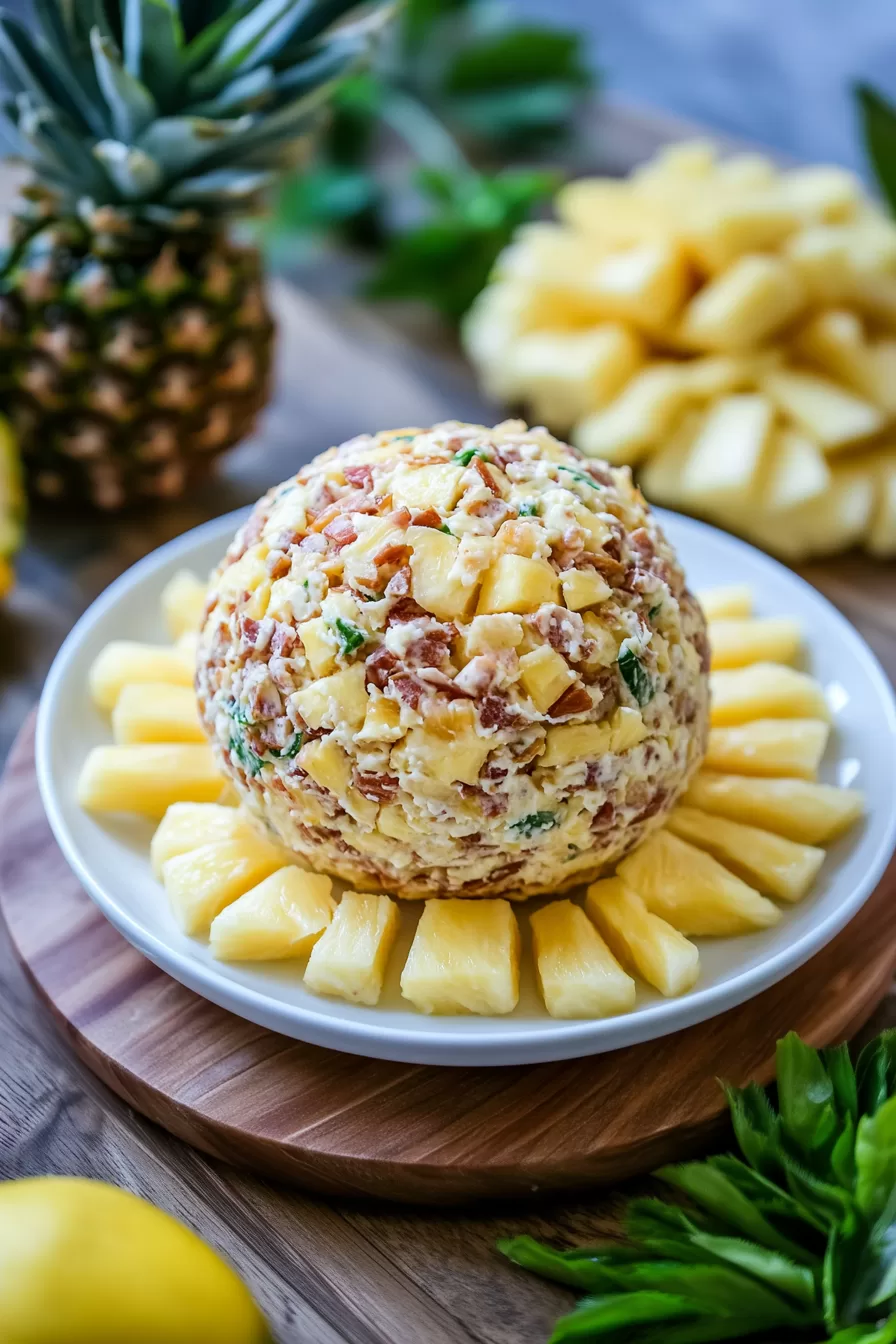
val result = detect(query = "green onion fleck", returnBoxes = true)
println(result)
[558,465,601,489]
[454,446,491,466]
[332,616,367,658]
[518,500,539,517]
[511,811,559,839]
[618,645,655,706]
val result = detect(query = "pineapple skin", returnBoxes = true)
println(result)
[0,211,274,509]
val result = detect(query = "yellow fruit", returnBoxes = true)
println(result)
[296,616,338,678]
[407,525,477,622]
[0,1176,269,1344]
[391,462,465,513]
[77,743,224,819]
[697,584,753,621]
[160,570,207,640]
[704,717,829,779]
[710,662,830,725]
[677,254,805,351]
[400,898,520,1014]
[708,617,802,669]
[88,640,193,712]
[585,877,700,996]
[498,325,644,430]
[291,663,368,731]
[161,834,287,935]
[763,368,883,451]
[304,891,399,1005]
[617,829,780,936]
[683,772,864,845]
[518,645,576,712]
[111,682,205,744]
[477,552,560,615]
[530,899,636,1018]
[679,393,774,509]
[574,364,690,464]
[560,567,612,611]
[150,802,249,876]
[666,805,825,903]
[210,867,334,961]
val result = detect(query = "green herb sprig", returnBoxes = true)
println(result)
[501,1029,896,1342]
[511,810,558,839]
[618,645,655,706]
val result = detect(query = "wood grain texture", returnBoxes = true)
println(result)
[3,103,896,1342]
[3,713,895,1208]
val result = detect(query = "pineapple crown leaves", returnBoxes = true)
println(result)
[499,1030,896,1343]
[0,0,394,220]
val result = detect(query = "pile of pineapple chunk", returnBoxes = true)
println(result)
[463,140,896,560]
[76,572,864,1020]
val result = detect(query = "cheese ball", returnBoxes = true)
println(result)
[196,421,710,899]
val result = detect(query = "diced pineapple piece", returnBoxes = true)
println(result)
[400,898,520,1015]
[710,663,830,726]
[760,428,831,514]
[617,830,780,936]
[682,772,864,845]
[868,451,896,557]
[396,722,490,787]
[477,553,560,616]
[291,663,368,731]
[501,325,644,429]
[541,707,647,768]
[574,364,691,465]
[111,682,204,744]
[677,254,805,351]
[210,867,334,961]
[150,802,251,877]
[705,717,829,780]
[708,617,802,670]
[297,616,338,678]
[408,525,477,622]
[298,737,352,796]
[585,877,699,997]
[518,645,576,713]
[355,693,403,744]
[304,891,399,1005]
[666,805,824,903]
[678,352,781,398]
[763,369,883,451]
[777,456,875,555]
[391,462,465,514]
[160,569,207,640]
[793,309,886,402]
[638,410,706,510]
[560,568,611,611]
[77,743,224,819]
[679,394,773,508]
[779,165,862,221]
[580,240,691,329]
[162,833,286,936]
[609,706,650,751]
[530,900,636,1018]
[685,196,797,273]
[88,640,193,712]
[460,613,524,660]
[557,178,673,244]
[697,585,753,621]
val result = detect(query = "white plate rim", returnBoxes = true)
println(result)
[34,507,896,1066]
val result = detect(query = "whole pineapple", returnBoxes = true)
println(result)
[0,0,389,509]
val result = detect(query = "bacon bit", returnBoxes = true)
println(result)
[270,623,296,658]
[454,653,498,697]
[587,552,627,584]
[299,532,327,553]
[483,763,508,781]
[459,784,507,817]
[239,616,260,646]
[472,455,501,496]
[355,770,399,802]
[308,501,341,533]
[387,595,428,624]
[548,685,592,718]
[630,527,656,562]
[365,645,398,689]
[532,604,586,659]
[468,496,513,528]
[635,790,668,824]
[387,506,412,529]
[602,534,623,562]
[590,800,616,829]
[323,515,358,549]
[405,629,453,668]
[266,551,290,580]
[479,695,519,730]
[392,674,427,709]
[411,507,443,529]
[486,859,524,885]
[385,565,411,598]
[583,462,615,488]
[344,464,374,493]
[373,541,411,569]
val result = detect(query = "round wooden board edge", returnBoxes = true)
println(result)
[3,712,896,1205]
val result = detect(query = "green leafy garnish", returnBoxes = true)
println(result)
[856,83,896,215]
[439,523,453,535]
[648,601,663,622]
[502,1028,896,1341]
[557,465,602,490]
[454,446,492,466]
[518,500,539,517]
[618,645,655,706]
[510,811,558,838]
[266,732,304,761]
[229,733,263,777]
[331,616,367,658]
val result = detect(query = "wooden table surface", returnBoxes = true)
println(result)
[2,102,896,1343]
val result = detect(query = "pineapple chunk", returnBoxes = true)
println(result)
[639,409,706,510]
[297,616,338,678]
[697,585,753,621]
[793,309,885,402]
[541,707,645,768]
[679,394,774,508]
[704,717,829,779]
[407,526,477,622]
[760,428,831,514]
[581,240,690,329]
[868,451,896,557]
[291,664,368,731]
[530,900,636,1019]
[574,364,691,465]
[501,325,644,429]
[585,877,700,997]
[477,553,560,616]
[395,723,490,787]
[111,682,204,744]
[298,737,352,796]
[666,805,824,903]
[391,462,465,514]
[161,833,286,936]
[355,694,403,744]
[518,645,576,713]
[304,891,399,1006]
[77,743,224,819]
[400,899,520,1015]
[560,568,611,611]
[684,196,798,273]
[160,569,207,640]
[677,254,805,351]
[150,802,250,877]
[763,369,883,451]
[683,772,864,845]
[209,867,334,961]
[708,618,802,670]
[617,830,780,936]
[710,663,830,726]
[88,640,193,712]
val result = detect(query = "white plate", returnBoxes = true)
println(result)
[36,508,896,1066]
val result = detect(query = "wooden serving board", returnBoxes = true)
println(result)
[3,714,896,1205]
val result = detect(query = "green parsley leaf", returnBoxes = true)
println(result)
[229,732,263,777]
[331,616,367,658]
[453,446,491,466]
[439,523,452,534]
[518,500,539,516]
[856,83,896,216]
[510,810,558,838]
[618,646,655,706]
[266,732,304,761]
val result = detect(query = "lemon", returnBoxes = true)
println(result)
[0,1177,271,1344]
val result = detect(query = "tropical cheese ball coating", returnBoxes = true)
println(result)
[196,421,710,899]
